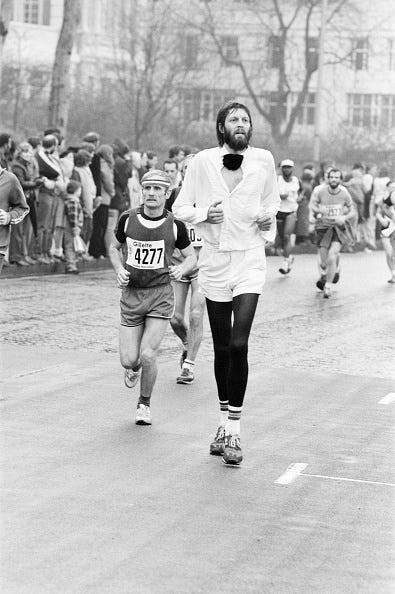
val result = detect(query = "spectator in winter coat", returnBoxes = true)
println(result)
[0,164,29,273]
[9,142,43,265]
[90,144,115,259]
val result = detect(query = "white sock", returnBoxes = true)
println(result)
[219,400,228,427]
[183,359,195,371]
[225,418,241,436]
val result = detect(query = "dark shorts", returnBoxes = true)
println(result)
[120,283,175,327]
[315,227,342,248]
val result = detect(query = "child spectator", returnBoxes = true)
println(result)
[64,180,83,274]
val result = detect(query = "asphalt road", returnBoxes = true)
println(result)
[1,252,394,593]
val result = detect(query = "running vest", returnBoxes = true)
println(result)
[123,208,176,288]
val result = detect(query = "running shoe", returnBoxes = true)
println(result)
[180,349,187,368]
[333,270,340,284]
[316,275,326,291]
[323,286,331,299]
[176,367,194,384]
[209,425,226,455]
[124,367,141,388]
[135,403,152,425]
[222,434,243,465]
[279,260,289,274]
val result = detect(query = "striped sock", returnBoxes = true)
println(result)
[219,400,229,427]
[183,359,195,371]
[226,405,242,435]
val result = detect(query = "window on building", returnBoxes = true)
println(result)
[180,89,235,122]
[307,37,318,70]
[381,95,395,128]
[352,38,369,71]
[220,35,239,62]
[268,35,282,69]
[348,94,372,126]
[23,0,51,25]
[184,35,199,69]
[389,39,395,71]
[297,92,316,125]
[348,94,395,129]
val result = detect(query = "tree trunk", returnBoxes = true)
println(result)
[0,0,12,127]
[48,0,80,135]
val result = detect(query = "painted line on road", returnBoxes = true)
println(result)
[275,464,395,488]
[378,392,395,405]
[301,473,395,488]
[274,463,308,485]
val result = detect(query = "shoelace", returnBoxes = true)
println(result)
[216,427,226,441]
[227,435,240,449]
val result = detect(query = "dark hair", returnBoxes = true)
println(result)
[44,128,63,143]
[147,151,157,160]
[67,179,81,194]
[163,158,178,168]
[27,136,42,149]
[168,145,184,158]
[42,135,58,149]
[328,168,343,180]
[0,133,11,148]
[74,149,92,167]
[216,101,252,146]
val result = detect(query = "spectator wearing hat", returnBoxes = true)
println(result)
[109,169,196,427]
[275,159,302,274]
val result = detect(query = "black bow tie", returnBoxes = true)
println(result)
[223,154,243,171]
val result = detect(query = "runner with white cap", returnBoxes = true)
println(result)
[109,169,196,425]
[275,158,301,275]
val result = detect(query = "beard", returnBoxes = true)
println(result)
[223,127,252,151]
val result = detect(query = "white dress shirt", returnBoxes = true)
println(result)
[173,146,280,251]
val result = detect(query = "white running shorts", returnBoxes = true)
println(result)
[198,244,267,302]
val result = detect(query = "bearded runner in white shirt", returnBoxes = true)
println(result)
[173,101,280,465]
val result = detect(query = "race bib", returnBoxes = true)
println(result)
[324,204,342,218]
[126,238,165,269]
[187,224,203,247]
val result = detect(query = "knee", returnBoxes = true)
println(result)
[229,339,248,358]
[140,347,157,367]
[120,351,139,369]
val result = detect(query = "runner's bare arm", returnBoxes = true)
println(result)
[169,244,197,281]
[109,238,130,287]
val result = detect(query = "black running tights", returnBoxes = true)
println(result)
[206,293,259,408]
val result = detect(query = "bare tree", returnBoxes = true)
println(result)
[48,0,80,134]
[108,0,191,147]
[180,0,354,151]
[0,0,12,127]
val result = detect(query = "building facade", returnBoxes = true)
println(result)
[1,0,395,157]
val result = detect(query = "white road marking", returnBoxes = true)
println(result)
[378,392,395,405]
[274,463,308,485]
[301,473,395,488]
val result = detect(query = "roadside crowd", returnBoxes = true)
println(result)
[0,128,393,276]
